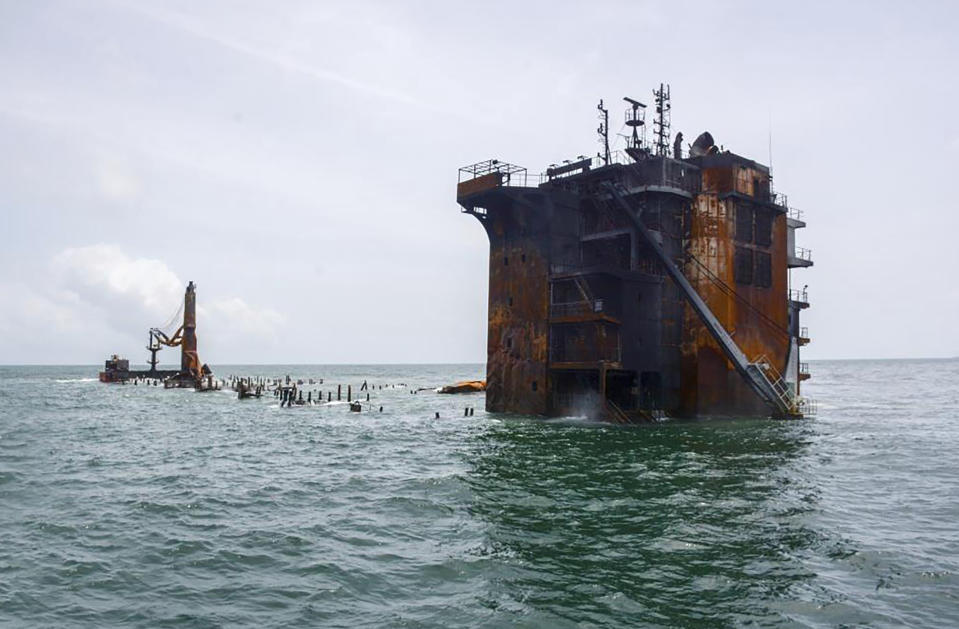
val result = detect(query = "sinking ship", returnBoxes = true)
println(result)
[456,85,813,421]
[99,281,213,388]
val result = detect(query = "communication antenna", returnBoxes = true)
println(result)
[623,96,647,154]
[768,110,774,176]
[597,99,611,165]
[653,83,671,157]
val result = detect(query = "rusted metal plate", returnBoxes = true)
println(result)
[458,150,801,420]
[457,173,502,201]
[482,196,550,415]
[681,164,790,416]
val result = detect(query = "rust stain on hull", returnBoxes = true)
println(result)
[456,95,813,421]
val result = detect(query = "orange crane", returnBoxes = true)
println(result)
[150,282,208,384]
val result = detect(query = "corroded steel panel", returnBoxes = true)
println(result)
[681,163,790,416]
[483,198,550,415]
[457,173,502,201]
[457,148,803,420]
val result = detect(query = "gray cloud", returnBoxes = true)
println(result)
[1,0,957,363]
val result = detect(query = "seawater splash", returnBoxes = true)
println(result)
[0,361,958,628]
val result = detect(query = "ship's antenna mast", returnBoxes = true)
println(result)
[653,82,671,157]
[768,110,774,177]
[623,96,647,154]
[597,99,611,165]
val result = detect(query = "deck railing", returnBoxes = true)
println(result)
[457,159,528,187]
[550,299,608,318]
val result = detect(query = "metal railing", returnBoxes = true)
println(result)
[753,190,788,207]
[752,354,815,417]
[789,287,809,304]
[788,206,804,221]
[539,151,699,194]
[800,326,809,339]
[458,159,528,186]
[550,299,608,318]
[793,246,813,261]
[752,354,800,415]
[537,151,631,184]
[796,397,817,416]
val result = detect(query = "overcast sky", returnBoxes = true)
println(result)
[1,0,957,365]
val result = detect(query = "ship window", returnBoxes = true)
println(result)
[531,380,538,391]
[734,247,754,285]
[755,210,772,247]
[756,252,772,288]
[504,256,509,266]
[736,206,753,242]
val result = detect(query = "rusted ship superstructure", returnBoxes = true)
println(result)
[456,86,813,421]
[99,281,213,388]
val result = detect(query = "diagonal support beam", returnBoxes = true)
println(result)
[601,182,790,417]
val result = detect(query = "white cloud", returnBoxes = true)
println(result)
[52,243,183,323]
[41,244,285,362]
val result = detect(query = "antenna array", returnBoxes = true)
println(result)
[597,99,611,165]
[653,83,671,157]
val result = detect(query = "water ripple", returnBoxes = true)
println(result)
[0,362,957,627]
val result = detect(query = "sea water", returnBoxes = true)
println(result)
[1,360,957,627]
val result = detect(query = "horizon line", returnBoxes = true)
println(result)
[1,356,958,367]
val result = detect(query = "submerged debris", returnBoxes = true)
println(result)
[437,380,486,394]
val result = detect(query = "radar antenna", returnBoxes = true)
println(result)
[622,96,649,161]
[623,97,647,153]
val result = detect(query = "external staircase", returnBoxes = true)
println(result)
[603,182,806,418]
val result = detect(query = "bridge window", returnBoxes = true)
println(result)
[756,252,772,288]
[734,247,754,285]
[736,206,753,243]
[755,210,772,247]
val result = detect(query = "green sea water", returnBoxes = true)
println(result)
[1,360,957,627]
